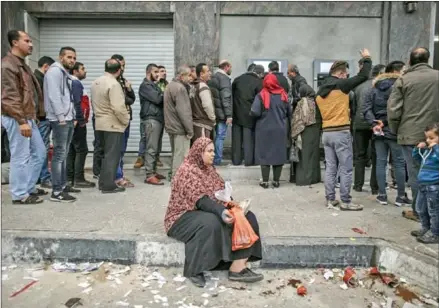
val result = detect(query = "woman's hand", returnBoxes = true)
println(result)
[221,209,235,225]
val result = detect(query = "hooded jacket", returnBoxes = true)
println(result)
[316,57,372,131]
[44,62,75,122]
[362,73,400,140]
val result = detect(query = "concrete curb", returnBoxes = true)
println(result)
[2,230,438,293]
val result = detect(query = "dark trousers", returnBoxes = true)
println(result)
[92,118,104,177]
[231,124,255,166]
[191,126,212,146]
[353,129,378,191]
[67,125,88,183]
[144,119,163,177]
[261,165,283,182]
[96,130,123,191]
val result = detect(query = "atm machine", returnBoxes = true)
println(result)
[313,59,357,90]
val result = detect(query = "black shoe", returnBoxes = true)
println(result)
[229,268,264,283]
[64,185,81,193]
[417,231,439,244]
[40,181,52,189]
[74,180,96,188]
[189,273,206,288]
[50,191,76,203]
[12,195,44,205]
[272,181,280,188]
[353,187,362,192]
[376,195,388,205]
[395,195,412,207]
[101,187,126,194]
[371,190,379,195]
[410,229,428,237]
[259,182,269,189]
[30,188,49,196]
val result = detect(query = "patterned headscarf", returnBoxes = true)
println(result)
[164,137,225,233]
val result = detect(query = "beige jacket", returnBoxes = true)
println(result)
[91,73,129,133]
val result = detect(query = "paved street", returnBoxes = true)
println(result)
[1,263,432,308]
[1,164,437,259]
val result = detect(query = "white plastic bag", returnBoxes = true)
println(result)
[215,181,233,202]
[215,181,251,214]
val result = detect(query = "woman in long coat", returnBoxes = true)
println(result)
[164,137,263,288]
[290,85,322,186]
[251,73,292,188]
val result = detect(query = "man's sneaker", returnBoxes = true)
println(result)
[326,200,340,210]
[74,180,96,188]
[410,229,428,237]
[12,195,44,205]
[40,181,52,189]
[30,188,49,197]
[50,191,76,203]
[417,231,439,244]
[376,195,388,205]
[64,185,81,193]
[134,156,144,168]
[340,202,364,211]
[395,195,412,207]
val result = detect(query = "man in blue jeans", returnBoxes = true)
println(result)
[44,46,79,203]
[34,56,55,189]
[210,60,233,166]
[1,30,46,204]
[363,61,411,207]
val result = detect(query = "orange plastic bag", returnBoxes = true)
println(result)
[229,205,259,251]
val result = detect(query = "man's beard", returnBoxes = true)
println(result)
[150,74,158,82]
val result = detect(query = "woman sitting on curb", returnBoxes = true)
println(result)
[164,137,263,287]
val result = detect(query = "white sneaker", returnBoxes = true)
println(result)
[326,200,340,210]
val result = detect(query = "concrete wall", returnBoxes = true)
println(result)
[1,1,25,57]
[25,12,40,70]
[220,16,382,83]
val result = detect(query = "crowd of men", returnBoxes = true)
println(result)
[2,29,439,244]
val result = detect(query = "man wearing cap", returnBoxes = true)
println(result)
[231,64,265,166]
[316,49,372,211]
[210,60,233,165]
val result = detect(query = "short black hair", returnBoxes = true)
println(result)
[196,63,207,78]
[105,59,121,74]
[37,56,55,68]
[425,122,439,136]
[371,64,385,77]
[385,61,405,73]
[189,65,195,70]
[157,65,165,70]
[7,30,24,47]
[218,61,230,70]
[59,47,76,56]
[146,63,158,73]
[111,54,124,61]
[72,61,84,73]
[410,47,430,65]
[268,61,279,72]
[247,63,256,72]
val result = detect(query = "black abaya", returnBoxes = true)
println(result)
[167,196,262,278]
[294,123,322,186]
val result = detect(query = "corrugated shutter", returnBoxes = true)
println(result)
[39,19,174,152]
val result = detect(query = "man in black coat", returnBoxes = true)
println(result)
[231,64,265,166]
[287,64,308,109]
[268,61,290,93]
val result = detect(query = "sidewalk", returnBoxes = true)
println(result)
[1,164,438,293]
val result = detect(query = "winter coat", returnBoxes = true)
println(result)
[164,79,193,136]
[210,70,232,121]
[388,63,439,145]
[273,72,290,94]
[251,93,292,165]
[352,79,373,130]
[139,78,164,123]
[363,73,399,140]
[232,72,263,128]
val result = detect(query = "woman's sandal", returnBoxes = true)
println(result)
[116,178,135,188]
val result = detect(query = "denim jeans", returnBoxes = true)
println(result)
[1,116,45,200]
[402,145,420,215]
[322,130,353,203]
[51,121,74,193]
[116,123,130,180]
[214,121,228,165]
[416,184,439,236]
[138,123,146,157]
[37,119,52,183]
[375,138,406,197]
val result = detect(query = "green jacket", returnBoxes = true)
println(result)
[387,63,439,145]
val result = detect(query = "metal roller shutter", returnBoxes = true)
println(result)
[39,18,174,152]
